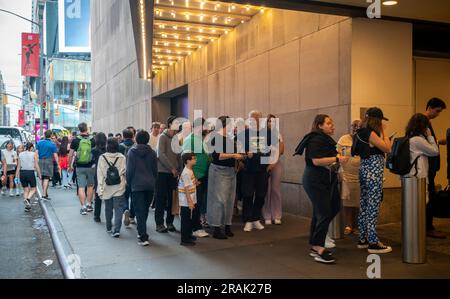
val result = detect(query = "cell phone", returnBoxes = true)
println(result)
[389,132,397,140]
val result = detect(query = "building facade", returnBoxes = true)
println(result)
[91,0,450,223]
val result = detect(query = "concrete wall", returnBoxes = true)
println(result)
[415,57,450,187]
[351,18,414,189]
[152,9,352,219]
[91,0,151,133]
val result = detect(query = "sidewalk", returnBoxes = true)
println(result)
[44,187,450,279]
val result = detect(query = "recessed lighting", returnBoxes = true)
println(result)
[382,1,398,5]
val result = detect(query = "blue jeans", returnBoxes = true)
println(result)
[104,196,127,233]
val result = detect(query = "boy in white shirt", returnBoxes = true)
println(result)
[178,152,198,246]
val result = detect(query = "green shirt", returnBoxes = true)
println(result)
[182,133,209,179]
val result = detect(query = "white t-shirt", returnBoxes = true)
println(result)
[2,149,18,171]
[149,134,159,151]
[177,167,197,207]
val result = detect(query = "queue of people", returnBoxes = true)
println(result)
[296,97,448,264]
[10,97,448,263]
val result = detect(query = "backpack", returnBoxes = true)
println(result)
[76,136,92,164]
[386,136,419,176]
[103,156,121,186]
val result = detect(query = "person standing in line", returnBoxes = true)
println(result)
[2,141,19,197]
[159,124,167,135]
[115,133,123,144]
[337,120,361,235]
[182,118,210,238]
[16,142,41,212]
[295,115,348,264]
[262,114,285,226]
[92,133,107,223]
[68,123,96,215]
[239,110,272,232]
[149,122,161,151]
[97,138,127,238]
[178,152,199,246]
[155,116,183,233]
[403,113,439,185]
[353,108,392,254]
[120,128,136,228]
[207,116,244,239]
[424,98,447,239]
[126,130,158,246]
[36,130,59,200]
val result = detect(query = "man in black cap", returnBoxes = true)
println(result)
[424,97,447,239]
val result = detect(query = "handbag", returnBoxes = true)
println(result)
[172,189,180,216]
[433,186,450,218]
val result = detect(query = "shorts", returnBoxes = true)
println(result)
[39,158,54,178]
[20,170,37,188]
[6,170,16,176]
[76,167,95,188]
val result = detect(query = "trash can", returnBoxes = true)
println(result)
[401,177,427,264]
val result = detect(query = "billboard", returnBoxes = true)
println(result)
[58,0,91,53]
[21,33,40,77]
[35,119,49,142]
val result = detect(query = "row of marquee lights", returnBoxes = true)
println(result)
[140,0,399,77]
[147,0,265,74]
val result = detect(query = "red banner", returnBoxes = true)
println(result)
[18,110,25,127]
[21,33,40,77]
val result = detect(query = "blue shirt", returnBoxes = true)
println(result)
[36,139,57,159]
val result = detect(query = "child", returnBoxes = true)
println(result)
[178,152,198,246]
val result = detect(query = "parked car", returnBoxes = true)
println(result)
[0,126,28,148]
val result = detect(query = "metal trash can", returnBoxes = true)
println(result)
[401,177,427,264]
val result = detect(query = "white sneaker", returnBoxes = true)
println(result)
[253,221,265,230]
[326,235,336,243]
[1,189,5,196]
[243,222,253,232]
[193,229,209,238]
[274,219,282,225]
[9,190,14,197]
[16,189,20,196]
[265,219,272,225]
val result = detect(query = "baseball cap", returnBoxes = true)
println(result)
[365,107,389,121]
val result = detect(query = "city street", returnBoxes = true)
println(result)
[20,187,450,279]
[0,192,62,279]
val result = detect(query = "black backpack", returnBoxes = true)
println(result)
[103,156,121,186]
[386,136,419,176]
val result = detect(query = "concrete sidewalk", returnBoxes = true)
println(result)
[44,187,450,279]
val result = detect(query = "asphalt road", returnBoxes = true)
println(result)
[0,192,63,279]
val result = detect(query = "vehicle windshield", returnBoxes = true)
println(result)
[0,128,22,139]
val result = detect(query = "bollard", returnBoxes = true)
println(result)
[401,177,427,264]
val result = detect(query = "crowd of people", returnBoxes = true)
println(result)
[296,97,449,263]
[5,97,449,264]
